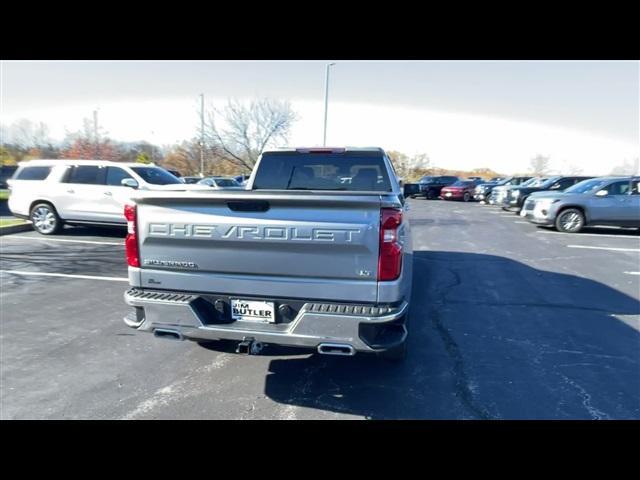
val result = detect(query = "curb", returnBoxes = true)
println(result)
[0,222,33,236]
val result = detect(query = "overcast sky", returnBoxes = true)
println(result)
[1,60,638,174]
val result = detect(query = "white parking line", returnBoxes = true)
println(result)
[0,270,128,282]
[6,235,123,246]
[624,272,640,275]
[538,231,640,240]
[514,221,529,224]
[566,245,640,253]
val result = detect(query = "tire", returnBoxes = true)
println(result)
[30,202,62,235]
[463,192,471,202]
[555,208,585,233]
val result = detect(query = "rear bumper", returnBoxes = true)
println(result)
[7,196,29,218]
[124,288,409,353]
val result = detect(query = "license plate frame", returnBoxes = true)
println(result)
[230,299,276,323]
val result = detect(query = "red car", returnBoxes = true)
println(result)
[440,180,481,202]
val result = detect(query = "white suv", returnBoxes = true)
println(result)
[7,159,202,235]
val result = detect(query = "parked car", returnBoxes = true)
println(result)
[417,175,459,199]
[501,176,594,213]
[468,176,483,181]
[1,165,18,189]
[182,176,202,184]
[522,176,640,233]
[440,179,482,202]
[7,159,205,235]
[123,147,412,360]
[473,180,500,201]
[234,174,251,186]
[403,182,421,199]
[488,176,534,205]
[197,176,243,189]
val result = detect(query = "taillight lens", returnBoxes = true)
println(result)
[378,208,403,281]
[124,204,140,267]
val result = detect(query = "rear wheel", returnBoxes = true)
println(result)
[30,203,62,235]
[555,208,585,233]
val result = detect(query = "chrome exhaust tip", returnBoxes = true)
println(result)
[317,343,356,356]
[153,329,183,341]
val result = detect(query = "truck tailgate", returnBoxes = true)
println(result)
[134,191,383,303]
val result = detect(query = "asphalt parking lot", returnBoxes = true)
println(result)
[1,199,639,419]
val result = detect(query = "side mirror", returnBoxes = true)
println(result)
[121,178,139,189]
[595,189,608,197]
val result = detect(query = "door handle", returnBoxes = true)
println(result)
[104,191,112,196]
[66,189,75,194]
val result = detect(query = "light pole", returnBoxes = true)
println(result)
[149,131,155,163]
[322,62,336,146]
[199,93,205,177]
[93,108,100,159]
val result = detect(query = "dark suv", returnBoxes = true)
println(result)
[418,175,459,199]
[0,165,18,189]
[501,176,594,213]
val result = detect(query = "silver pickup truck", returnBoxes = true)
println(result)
[123,147,413,360]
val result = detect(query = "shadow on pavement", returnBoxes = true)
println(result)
[197,339,311,357]
[536,225,640,237]
[1,225,128,284]
[262,251,640,419]
[58,225,127,238]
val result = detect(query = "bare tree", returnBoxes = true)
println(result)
[387,151,431,181]
[162,139,203,176]
[411,153,430,171]
[530,154,550,175]
[387,150,410,178]
[610,158,640,175]
[5,119,50,150]
[204,99,297,172]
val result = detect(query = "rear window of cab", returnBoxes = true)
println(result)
[253,152,392,192]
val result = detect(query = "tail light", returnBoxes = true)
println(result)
[124,204,140,267]
[378,208,403,281]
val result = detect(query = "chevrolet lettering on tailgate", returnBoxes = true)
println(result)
[148,223,362,243]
